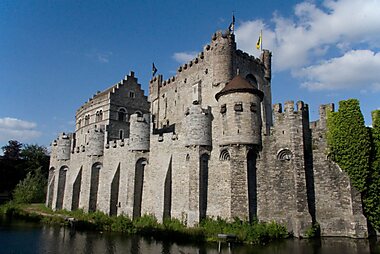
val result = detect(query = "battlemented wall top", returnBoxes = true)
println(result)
[149,29,266,90]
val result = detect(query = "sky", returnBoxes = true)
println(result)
[1,0,380,149]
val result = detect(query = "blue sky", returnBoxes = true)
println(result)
[1,0,379,148]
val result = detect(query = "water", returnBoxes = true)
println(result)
[1,216,379,254]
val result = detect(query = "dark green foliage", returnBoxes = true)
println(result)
[1,140,22,160]
[20,144,50,177]
[365,110,380,231]
[327,99,371,192]
[0,141,50,203]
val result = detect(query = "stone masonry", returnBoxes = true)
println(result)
[47,29,368,238]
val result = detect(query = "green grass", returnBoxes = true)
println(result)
[0,202,289,245]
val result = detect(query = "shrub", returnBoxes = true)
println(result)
[12,167,46,204]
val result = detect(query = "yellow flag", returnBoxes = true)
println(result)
[256,31,262,50]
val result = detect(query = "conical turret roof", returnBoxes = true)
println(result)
[215,75,264,101]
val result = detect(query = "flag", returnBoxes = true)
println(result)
[152,63,157,77]
[228,14,235,33]
[256,30,262,50]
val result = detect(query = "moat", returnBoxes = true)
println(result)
[1,217,379,254]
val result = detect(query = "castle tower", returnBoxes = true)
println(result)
[129,113,150,151]
[208,31,236,87]
[87,127,105,156]
[215,75,263,146]
[55,133,72,160]
[215,75,264,220]
[183,104,212,146]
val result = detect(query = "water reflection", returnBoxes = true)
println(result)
[1,217,379,254]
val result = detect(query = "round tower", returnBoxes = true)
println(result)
[208,30,236,87]
[129,113,150,151]
[183,104,212,146]
[215,75,263,146]
[56,133,72,160]
[87,128,105,156]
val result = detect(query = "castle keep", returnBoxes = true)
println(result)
[47,30,368,238]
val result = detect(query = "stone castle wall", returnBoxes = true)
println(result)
[46,29,368,238]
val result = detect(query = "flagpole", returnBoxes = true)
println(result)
[260,29,263,51]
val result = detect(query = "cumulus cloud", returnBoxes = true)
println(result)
[0,117,41,142]
[234,0,380,91]
[296,50,380,91]
[172,51,198,63]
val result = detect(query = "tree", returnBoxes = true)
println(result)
[1,140,22,160]
[12,167,47,204]
[20,144,50,177]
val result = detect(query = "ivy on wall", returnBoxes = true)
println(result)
[327,99,370,192]
[327,99,380,231]
[365,110,380,231]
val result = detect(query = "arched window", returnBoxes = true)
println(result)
[118,108,126,122]
[78,119,82,128]
[135,111,143,117]
[277,149,293,161]
[219,149,230,161]
[84,115,90,125]
[96,110,103,122]
[119,129,124,139]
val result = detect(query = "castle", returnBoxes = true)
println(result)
[46,30,368,238]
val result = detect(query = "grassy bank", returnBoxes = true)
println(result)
[0,202,289,245]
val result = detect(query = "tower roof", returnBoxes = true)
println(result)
[215,75,264,101]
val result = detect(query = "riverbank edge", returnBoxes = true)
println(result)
[0,202,291,245]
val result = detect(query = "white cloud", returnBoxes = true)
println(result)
[234,0,380,91]
[0,117,41,142]
[86,50,113,63]
[172,51,198,63]
[296,50,380,91]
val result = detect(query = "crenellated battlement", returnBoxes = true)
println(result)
[273,100,309,117]
[149,29,241,94]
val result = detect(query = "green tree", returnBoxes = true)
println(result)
[1,140,22,160]
[12,167,47,204]
[20,144,50,177]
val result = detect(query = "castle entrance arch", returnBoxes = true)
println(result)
[89,163,102,212]
[47,167,55,208]
[199,153,209,221]
[133,158,147,219]
[247,149,258,222]
[56,166,68,210]
[71,167,82,210]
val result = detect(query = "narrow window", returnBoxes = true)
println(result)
[220,104,227,114]
[118,108,126,122]
[119,130,124,139]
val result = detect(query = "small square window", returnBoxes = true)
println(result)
[129,91,135,98]
[250,103,257,113]
[234,103,243,112]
